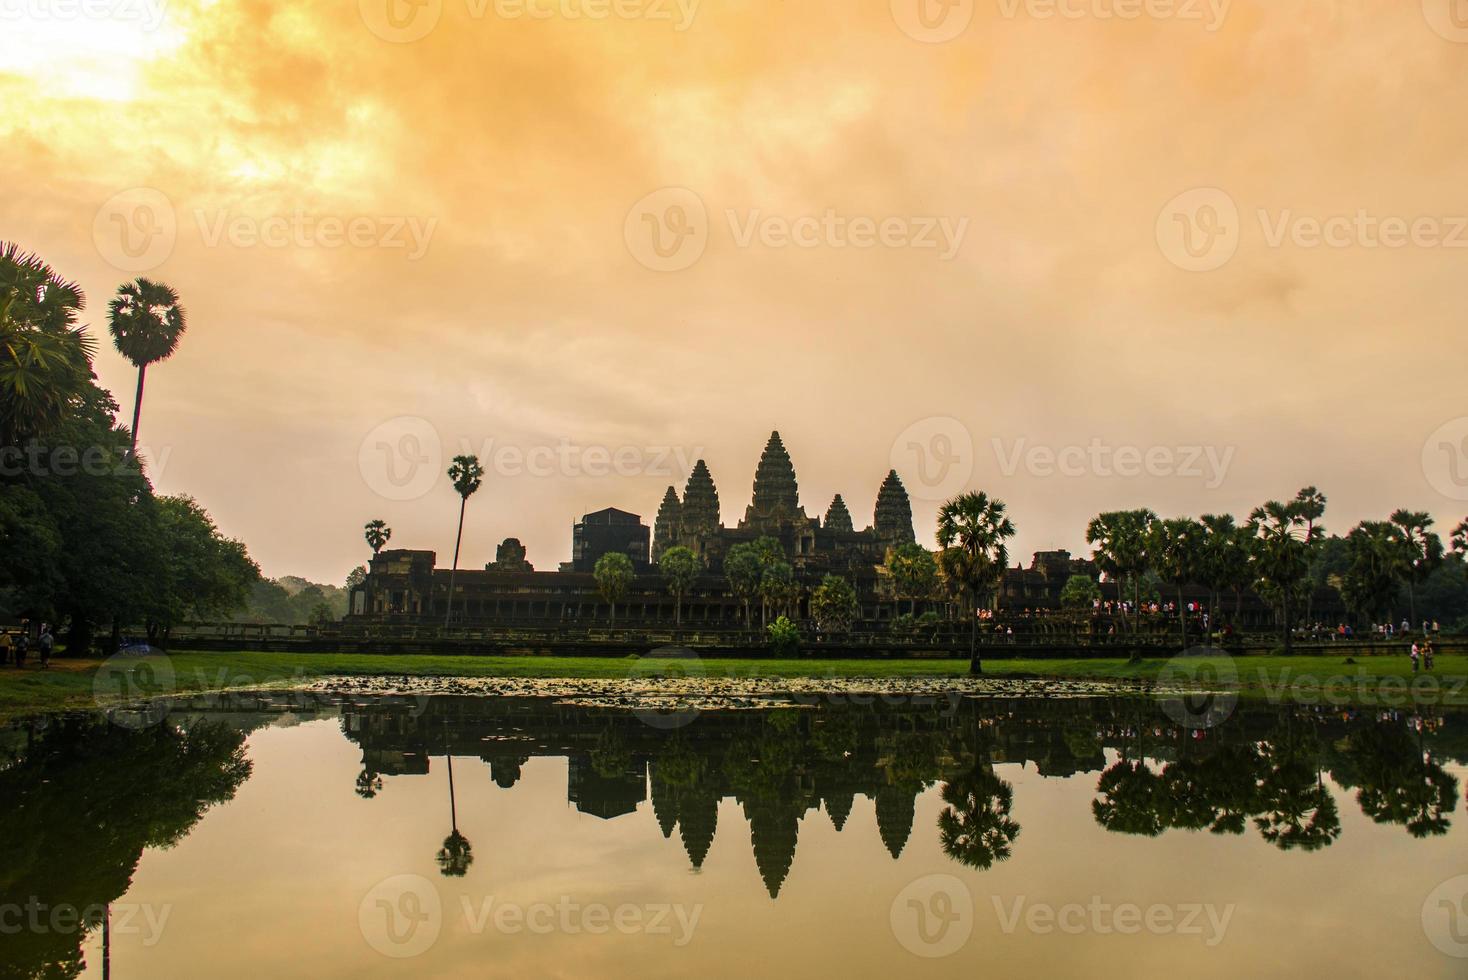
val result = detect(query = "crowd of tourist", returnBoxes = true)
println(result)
[0,623,55,669]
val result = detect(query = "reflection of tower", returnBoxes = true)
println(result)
[744,798,800,898]
[874,784,918,859]
[487,755,528,789]
[568,755,648,820]
[823,790,854,832]
[650,767,680,839]
[678,787,719,870]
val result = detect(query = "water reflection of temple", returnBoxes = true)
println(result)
[337,696,1467,896]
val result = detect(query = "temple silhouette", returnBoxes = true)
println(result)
[346,430,1107,626]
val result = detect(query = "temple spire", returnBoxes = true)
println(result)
[824,494,853,534]
[749,431,800,515]
[653,486,682,559]
[681,461,721,535]
[873,470,916,545]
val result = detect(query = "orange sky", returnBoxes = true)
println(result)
[4,0,1467,583]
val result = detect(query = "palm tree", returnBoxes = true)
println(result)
[593,551,634,625]
[936,491,1016,674]
[659,546,701,626]
[1085,509,1157,639]
[443,455,485,627]
[364,519,392,556]
[1150,517,1203,650]
[0,243,93,443]
[1293,487,1328,625]
[1247,500,1318,655]
[1198,514,1245,633]
[1341,521,1406,626]
[107,278,186,451]
[1389,509,1443,629]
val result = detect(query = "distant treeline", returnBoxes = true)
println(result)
[230,576,350,627]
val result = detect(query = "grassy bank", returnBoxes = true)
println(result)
[1,650,1464,720]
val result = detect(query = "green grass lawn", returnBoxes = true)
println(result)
[1,650,1463,720]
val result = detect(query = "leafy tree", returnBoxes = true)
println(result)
[593,551,634,625]
[659,546,700,626]
[1345,721,1460,838]
[723,541,763,628]
[443,455,484,627]
[937,491,1016,674]
[1247,499,1320,654]
[810,574,859,635]
[346,565,367,591]
[107,278,186,451]
[766,615,799,655]
[759,560,799,622]
[885,542,938,617]
[364,519,391,556]
[1085,509,1157,636]
[1451,519,1468,560]
[1059,574,1101,610]
[146,495,259,646]
[1150,517,1203,650]
[1390,509,1443,628]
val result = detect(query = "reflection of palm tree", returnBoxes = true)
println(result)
[1348,721,1460,838]
[938,768,1020,870]
[1254,725,1340,851]
[1092,759,1168,836]
[436,754,474,877]
[355,768,383,799]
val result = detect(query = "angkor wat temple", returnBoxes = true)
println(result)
[346,429,1239,628]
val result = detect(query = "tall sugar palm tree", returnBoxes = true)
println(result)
[1150,517,1203,651]
[364,519,392,556]
[936,491,1016,675]
[443,455,484,627]
[107,278,186,451]
[1247,500,1319,655]
[1389,509,1443,629]
[1085,509,1157,638]
[1293,487,1328,625]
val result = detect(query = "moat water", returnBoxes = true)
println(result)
[3,692,1466,977]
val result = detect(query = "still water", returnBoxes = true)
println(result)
[2,691,1466,978]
